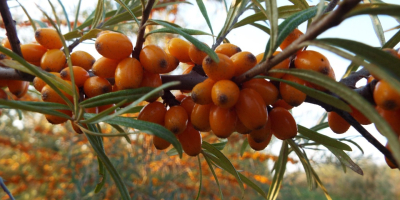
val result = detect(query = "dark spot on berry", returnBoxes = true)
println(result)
[95,42,101,52]
[218,94,228,105]
[321,58,324,61]
[191,93,198,103]
[171,127,180,134]
[102,85,112,93]
[60,70,68,78]
[159,59,168,69]
[247,53,257,63]
[205,56,213,65]
[35,30,41,39]
[320,66,330,75]
[41,91,49,100]
[383,100,397,110]
[235,46,242,53]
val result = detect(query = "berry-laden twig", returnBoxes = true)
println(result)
[0,0,35,81]
[233,0,363,84]
[132,0,156,59]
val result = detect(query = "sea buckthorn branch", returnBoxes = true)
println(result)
[0,0,35,81]
[305,95,399,168]
[339,67,370,88]
[132,0,156,59]
[211,9,246,50]
[233,0,362,84]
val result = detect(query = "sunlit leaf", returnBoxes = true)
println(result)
[250,23,270,34]
[346,3,400,18]
[16,0,36,31]
[325,146,364,175]
[80,29,103,42]
[383,29,400,48]
[94,157,107,193]
[287,139,313,190]
[92,0,105,29]
[73,0,82,30]
[195,0,214,38]
[0,99,71,119]
[145,27,213,38]
[309,122,329,132]
[63,30,82,40]
[57,0,71,31]
[289,0,309,10]
[195,156,202,200]
[114,0,140,26]
[266,141,288,200]
[298,125,352,151]
[264,0,278,57]
[203,152,224,200]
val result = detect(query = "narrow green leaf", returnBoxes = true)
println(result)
[203,152,224,200]
[80,87,157,108]
[79,29,103,42]
[310,122,329,132]
[325,146,364,175]
[266,141,288,200]
[264,75,351,112]
[240,138,249,157]
[341,59,361,79]
[110,124,131,143]
[0,99,71,119]
[339,139,365,154]
[78,125,139,137]
[149,19,219,63]
[84,133,130,199]
[263,6,319,62]
[166,147,178,156]
[57,0,71,31]
[145,27,213,38]
[315,0,326,18]
[211,140,228,151]
[202,142,245,198]
[298,125,352,151]
[73,0,82,30]
[48,0,61,29]
[287,139,313,190]
[237,173,268,199]
[0,59,36,75]
[264,0,278,57]
[195,156,202,200]
[10,101,69,110]
[310,165,332,200]
[346,3,400,18]
[33,19,48,28]
[92,0,105,29]
[114,0,140,26]
[369,15,385,46]
[94,157,107,193]
[250,23,270,35]
[195,0,214,38]
[383,29,400,48]
[271,67,400,164]
[78,10,118,29]
[289,0,309,9]
[63,30,82,40]
[16,0,37,31]
[81,99,127,124]
[91,115,183,157]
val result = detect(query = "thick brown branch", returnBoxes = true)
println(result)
[0,0,34,80]
[132,0,156,59]
[233,0,362,84]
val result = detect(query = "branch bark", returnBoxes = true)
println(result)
[132,0,156,59]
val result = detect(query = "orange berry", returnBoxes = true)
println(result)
[85,106,98,114]
[35,28,63,49]
[215,43,241,57]
[60,66,90,87]
[71,121,83,134]
[189,43,208,65]
[45,109,72,125]
[175,94,187,102]
[40,49,66,72]
[279,28,303,53]
[230,51,257,77]
[209,105,237,138]
[211,80,240,109]
[180,96,195,120]
[376,106,400,136]
[384,143,398,169]
[367,75,375,83]
[272,99,294,110]
[153,136,171,150]
[92,57,119,79]
[83,76,112,98]
[115,57,143,90]
[247,132,272,151]
[242,78,279,105]
[350,105,371,125]
[95,31,132,60]
[0,79,8,88]
[139,70,162,88]
[280,74,307,107]
[235,118,252,134]
[21,43,47,63]
[270,107,297,140]
[164,106,188,135]
[249,118,272,143]
[138,102,167,125]
[191,78,215,105]
[191,103,212,132]
[33,72,60,92]
[374,80,400,110]
[328,111,350,134]
[266,51,290,79]
[140,45,169,74]
[41,82,75,104]
[1,38,11,49]
[165,53,180,73]
[0,88,8,100]
[202,53,235,81]
[235,88,268,130]
[168,38,191,63]
[98,104,116,114]
[70,50,96,71]
[177,122,202,156]
[7,80,29,98]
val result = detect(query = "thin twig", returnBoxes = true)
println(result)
[132,0,156,59]
[233,0,363,84]
[0,177,15,200]
[324,0,340,14]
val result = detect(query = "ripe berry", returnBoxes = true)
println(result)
[177,122,202,156]
[279,28,304,53]
[115,57,143,90]
[328,111,350,134]
[70,50,96,71]
[235,118,252,134]
[280,74,307,107]
[21,43,47,63]
[168,38,191,63]
[247,132,272,151]
[138,101,167,125]
[35,28,63,49]
[270,107,298,140]
[211,80,240,109]
[189,43,208,65]
[374,80,400,110]
[140,45,169,74]
[350,105,371,125]
[45,109,72,125]
[164,106,188,135]
[376,106,400,136]
[60,66,90,87]
[235,88,268,130]
[1,38,11,49]
[95,31,133,60]
[191,103,212,132]
[202,53,235,81]
[215,43,241,57]
[242,78,279,105]
[92,57,119,79]
[153,136,171,150]
[272,99,294,110]
[0,88,8,100]
[83,76,112,98]
[40,49,66,72]
[180,96,195,120]
[209,105,237,138]
[191,78,215,105]
[249,118,272,143]
[165,53,180,73]
[33,72,60,92]
[7,80,29,98]
[230,51,257,77]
